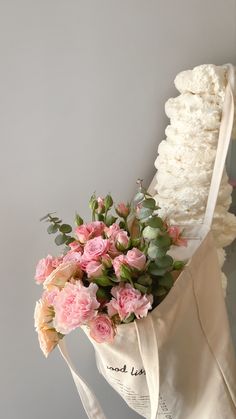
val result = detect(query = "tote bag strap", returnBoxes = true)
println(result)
[58,339,107,419]
[203,63,235,228]
[135,315,160,419]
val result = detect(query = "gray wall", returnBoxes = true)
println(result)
[0,1,235,418]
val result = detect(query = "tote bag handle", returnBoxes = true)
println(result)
[203,63,235,228]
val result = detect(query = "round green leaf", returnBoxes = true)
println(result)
[137,207,153,221]
[157,255,174,268]
[158,272,174,289]
[154,234,172,248]
[59,224,72,234]
[47,224,58,234]
[134,283,148,294]
[147,244,159,260]
[173,260,186,270]
[55,234,67,246]
[146,217,163,228]
[141,198,156,209]
[148,262,166,276]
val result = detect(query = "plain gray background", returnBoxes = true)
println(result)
[0,1,235,418]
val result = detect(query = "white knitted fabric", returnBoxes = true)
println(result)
[153,64,236,294]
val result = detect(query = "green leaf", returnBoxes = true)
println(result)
[75,213,84,226]
[141,198,156,209]
[146,217,163,228]
[134,283,148,294]
[93,276,113,287]
[154,234,172,248]
[148,262,166,276]
[173,260,186,270]
[105,215,117,227]
[157,255,174,269]
[59,224,72,234]
[97,214,104,222]
[137,274,152,286]
[137,207,153,221]
[47,224,58,234]
[51,217,61,223]
[119,221,126,229]
[120,264,132,281]
[55,234,67,246]
[96,288,111,301]
[147,244,159,260]
[158,272,174,289]
[65,236,75,245]
[104,194,113,210]
[154,286,167,297]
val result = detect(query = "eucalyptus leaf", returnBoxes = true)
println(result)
[146,217,163,229]
[137,274,152,286]
[157,255,174,269]
[148,262,166,276]
[154,234,172,248]
[40,214,50,222]
[147,244,159,260]
[154,286,167,297]
[59,224,72,234]
[47,224,58,234]
[141,198,156,209]
[158,272,174,289]
[55,234,67,246]
[65,237,75,245]
[137,207,153,221]
[133,192,144,204]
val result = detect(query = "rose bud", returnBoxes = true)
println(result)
[115,202,130,218]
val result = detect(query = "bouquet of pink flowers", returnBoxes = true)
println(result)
[34,182,187,357]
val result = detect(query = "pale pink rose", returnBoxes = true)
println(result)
[42,288,60,306]
[104,223,121,239]
[43,262,78,290]
[168,226,187,247]
[63,250,82,266]
[75,222,105,244]
[83,237,110,261]
[108,241,122,258]
[69,241,83,252]
[115,230,130,250]
[115,202,130,218]
[112,254,128,279]
[107,283,153,321]
[35,255,55,284]
[89,315,115,343]
[126,248,146,271]
[37,327,61,357]
[86,260,104,279]
[53,281,100,334]
[34,299,54,332]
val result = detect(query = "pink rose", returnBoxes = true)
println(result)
[69,241,83,252]
[115,230,130,250]
[168,226,187,247]
[35,255,55,284]
[63,250,82,266]
[112,254,128,279]
[104,223,121,239]
[115,202,130,218]
[37,327,61,358]
[126,248,146,271]
[108,241,122,258]
[53,281,100,334]
[107,283,153,321]
[89,314,115,343]
[86,260,104,279]
[83,237,110,261]
[75,222,105,244]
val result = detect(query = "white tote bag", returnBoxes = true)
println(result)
[58,64,236,419]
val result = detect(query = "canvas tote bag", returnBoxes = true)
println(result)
[58,64,236,419]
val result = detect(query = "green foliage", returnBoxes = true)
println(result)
[146,216,163,229]
[59,224,72,234]
[93,276,114,287]
[141,198,156,209]
[75,213,83,226]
